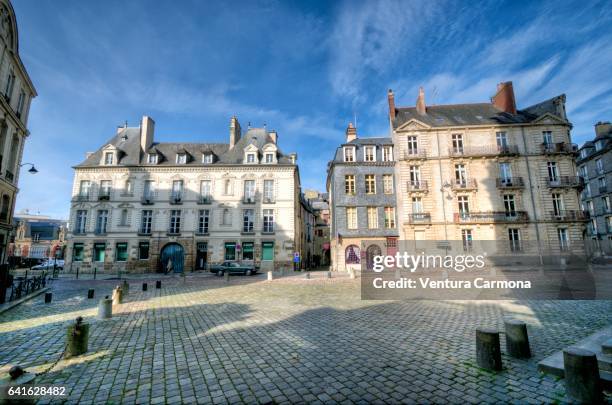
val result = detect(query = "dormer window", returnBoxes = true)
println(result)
[202,153,214,164]
[147,154,158,164]
[104,152,114,165]
[343,147,355,162]
[382,146,393,161]
[595,140,604,152]
[364,146,375,162]
[246,153,256,163]
[265,153,274,163]
[176,153,187,164]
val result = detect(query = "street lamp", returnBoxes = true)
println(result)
[19,163,38,174]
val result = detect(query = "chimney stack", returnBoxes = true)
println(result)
[595,121,612,138]
[491,81,517,114]
[387,89,396,121]
[416,87,426,115]
[346,122,357,143]
[268,130,278,144]
[229,116,241,149]
[140,116,155,152]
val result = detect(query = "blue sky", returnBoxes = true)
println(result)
[12,0,612,219]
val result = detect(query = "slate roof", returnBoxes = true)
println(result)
[331,137,394,163]
[392,95,567,129]
[75,126,295,167]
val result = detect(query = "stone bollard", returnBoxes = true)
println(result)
[476,329,502,371]
[2,366,36,404]
[504,320,531,358]
[267,271,273,281]
[112,286,123,305]
[156,280,161,289]
[121,280,130,295]
[224,271,230,283]
[87,289,95,299]
[142,282,148,291]
[326,271,332,279]
[304,272,310,279]
[98,296,112,319]
[65,316,89,358]
[44,292,52,303]
[563,348,602,403]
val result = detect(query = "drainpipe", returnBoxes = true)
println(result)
[520,126,543,263]
[435,129,449,241]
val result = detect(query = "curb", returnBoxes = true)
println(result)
[0,287,50,316]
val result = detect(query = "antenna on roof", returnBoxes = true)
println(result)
[431,86,438,106]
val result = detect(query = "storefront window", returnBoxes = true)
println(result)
[73,243,84,262]
[93,243,105,262]
[225,242,236,260]
[242,242,254,260]
[116,242,128,262]
[262,242,274,261]
[139,242,149,260]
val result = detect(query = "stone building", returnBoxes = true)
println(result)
[65,116,302,273]
[388,81,586,255]
[298,192,315,269]
[326,124,398,272]
[0,0,36,263]
[9,211,66,263]
[304,190,330,267]
[577,121,612,245]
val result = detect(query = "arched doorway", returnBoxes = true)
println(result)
[161,243,184,273]
[366,244,382,270]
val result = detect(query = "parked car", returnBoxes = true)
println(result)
[31,259,64,271]
[209,261,257,276]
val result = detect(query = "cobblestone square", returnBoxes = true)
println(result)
[1,272,611,404]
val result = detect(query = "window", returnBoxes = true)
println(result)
[603,196,610,213]
[599,177,606,191]
[262,242,274,261]
[345,175,355,195]
[100,180,111,198]
[345,245,360,264]
[365,175,376,194]
[169,210,181,234]
[0,195,8,221]
[383,174,393,194]
[202,154,213,164]
[147,154,158,164]
[95,210,108,234]
[508,229,522,251]
[116,243,128,262]
[496,131,508,149]
[367,207,378,229]
[176,153,187,164]
[547,162,559,182]
[503,195,516,216]
[225,242,236,261]
[580,149,588,159]
[595,140,603,152]
[588,200,594,215]
[222,209,231,225]
[93,243,106,262]
[243,209,254,232]
[104,152,114,165]
[451,134,463,154]
[346,207,357,229]
[120,209,129,226]
[4,69,15,98]
[382,146,393,162]
[16,90,25,116]
[242,242,254,260]
[244,180,255,202]
[412,197,423,214]
[343,147,355,162]
[596,159,604,174]
[458,196,470,216]
[542,131,553,145]
[364,146,375,162]
[200,180,211,200]
[139,242,150,260]
[552,194,564,216]
[558,228,569,251]
[384,207,395,228]
[246,153,256,163]
[409,166,421,187]
[455,164,467,185]
[265,153,274,163]
[499,162,512,182]
[140,210,152,234]
[143,180,155,199]
[172,180,183,200]
[75,210,87,233]
[462,229,473,250]
[264,180,274,202]
[406,136,418,155]
[579,165,588,180]
[124,180,133,195]
[73,243,84,262]
[263,209,274,233]
[198,209,209,234]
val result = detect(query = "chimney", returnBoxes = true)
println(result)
[229,116,241,149]
[595,121,612,138]
[416,87,426,115]
[345,122,357,142]
[268,130,278,144]
[553,94,567,121]
[290,153,297,164]
[387,89,396,120]
[491,81,517,114]
[140,116,155,152]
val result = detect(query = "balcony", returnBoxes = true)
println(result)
[197,196,212,204]
[169,193,183,205]
[453,211,529,224]
[138,229,152,236]
[243,196,256,204]
[120,192,134,198]
[399,149,427,160]
[541,142,578,155]
[496,177,525,189]
[72,229,87,235]
[167,229,181,236]
[598,207,612,216]
[73,194,91,202]
[141,192,157,205]
[5,170,14,182]
[548,210,590,222]
[599,185,608,194]
[98,192,111,201]
[407,213,431,223]
[94,228,107,235]
[547,176,584,189]
[450,178,478,191]
[407,180,429,192]
[263,197,276,204]
[449,145,519,158]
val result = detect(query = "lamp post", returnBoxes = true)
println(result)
[19,162,38,174]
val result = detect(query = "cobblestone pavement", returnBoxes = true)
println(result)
[0,271,610,404]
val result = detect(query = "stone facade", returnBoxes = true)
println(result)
[327,124,398,272]
[65,116,302,274]
[0,0,36,263]
[9,211,66,262]
[389,81,586,255]
[577,121,612,247]
[304,190,330,267]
